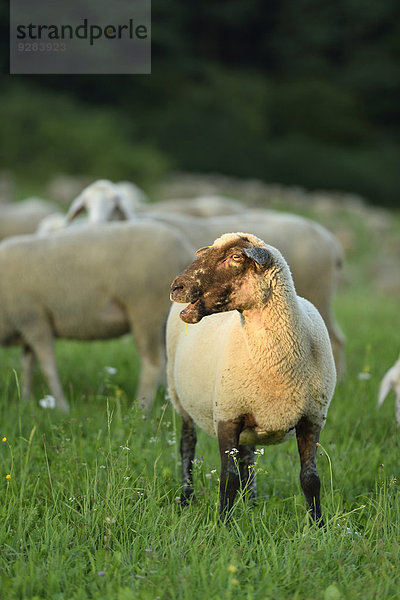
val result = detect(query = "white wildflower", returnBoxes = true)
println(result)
[225,448,239,456]
[39,395,56,410]
[358,372,371,380]
[105,366,117,375]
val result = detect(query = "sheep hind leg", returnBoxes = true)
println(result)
[217,418,244,520]
[295,417,323,527]
[180,417,197,505]
[238,445,256,502]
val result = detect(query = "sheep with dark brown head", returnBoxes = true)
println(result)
[167,232,336,523]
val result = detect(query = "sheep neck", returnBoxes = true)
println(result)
[240,269,303,377]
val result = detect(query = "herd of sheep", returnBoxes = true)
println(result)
[0,178,398,522]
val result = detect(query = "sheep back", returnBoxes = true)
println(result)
[0,221,193,344]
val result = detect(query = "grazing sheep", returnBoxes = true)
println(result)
[0,198,58,240]
[153,211,345,377]
[167,232,336,522]
[65,179,140,224]
[378,354,400,426]
[0,221,193,412]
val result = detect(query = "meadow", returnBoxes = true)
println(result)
[0,202,399,600]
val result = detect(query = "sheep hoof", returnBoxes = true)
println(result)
[180,490,194,506]
[310,515,325,529]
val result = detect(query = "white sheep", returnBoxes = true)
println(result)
[67,183,242,221]
[0,221,193,412]
[153,210,345,377]
[65,179,141,224]
[64,192,346,375]
[167,232,336,522]
[0,198,59,240]
[378,354,400,426]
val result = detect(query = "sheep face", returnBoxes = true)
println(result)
[67,180,129,224]
[170,233,274,324]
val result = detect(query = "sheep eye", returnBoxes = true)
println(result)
[231,254,244,262]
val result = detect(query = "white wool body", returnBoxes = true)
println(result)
[0,220,194,412]
[167,234,336,446]
[0,198,58,240]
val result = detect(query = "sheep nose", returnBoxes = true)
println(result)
[170,280,186,302]
[171,283,184,294]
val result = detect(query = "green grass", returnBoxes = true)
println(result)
[1,212,399,599]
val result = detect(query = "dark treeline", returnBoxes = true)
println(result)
[1,1,400,205]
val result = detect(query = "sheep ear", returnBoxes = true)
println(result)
[243,247,272,269]
[196,246,209,256]
[115,194,136,219]
[111,193,131,220]
[66,196,85,222]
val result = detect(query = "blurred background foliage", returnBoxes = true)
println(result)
[1,0,400,204]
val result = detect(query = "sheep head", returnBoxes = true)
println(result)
[170,232,278,324]
[66,179,132,224]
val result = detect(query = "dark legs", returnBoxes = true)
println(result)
[180,415,255,518]
[179,412,324,525]
[296,417,323,526]
[217,418,244,519]
[238,444,256,501]
[180,417,197,505]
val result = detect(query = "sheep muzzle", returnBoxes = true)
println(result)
[170,277,205,323]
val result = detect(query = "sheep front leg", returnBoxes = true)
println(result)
[238,445,256,501]
[295,416,323,526]
[21,345,35,401]
[217,418,243,519]
[180,417,197,505]
[24,328,70,413]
